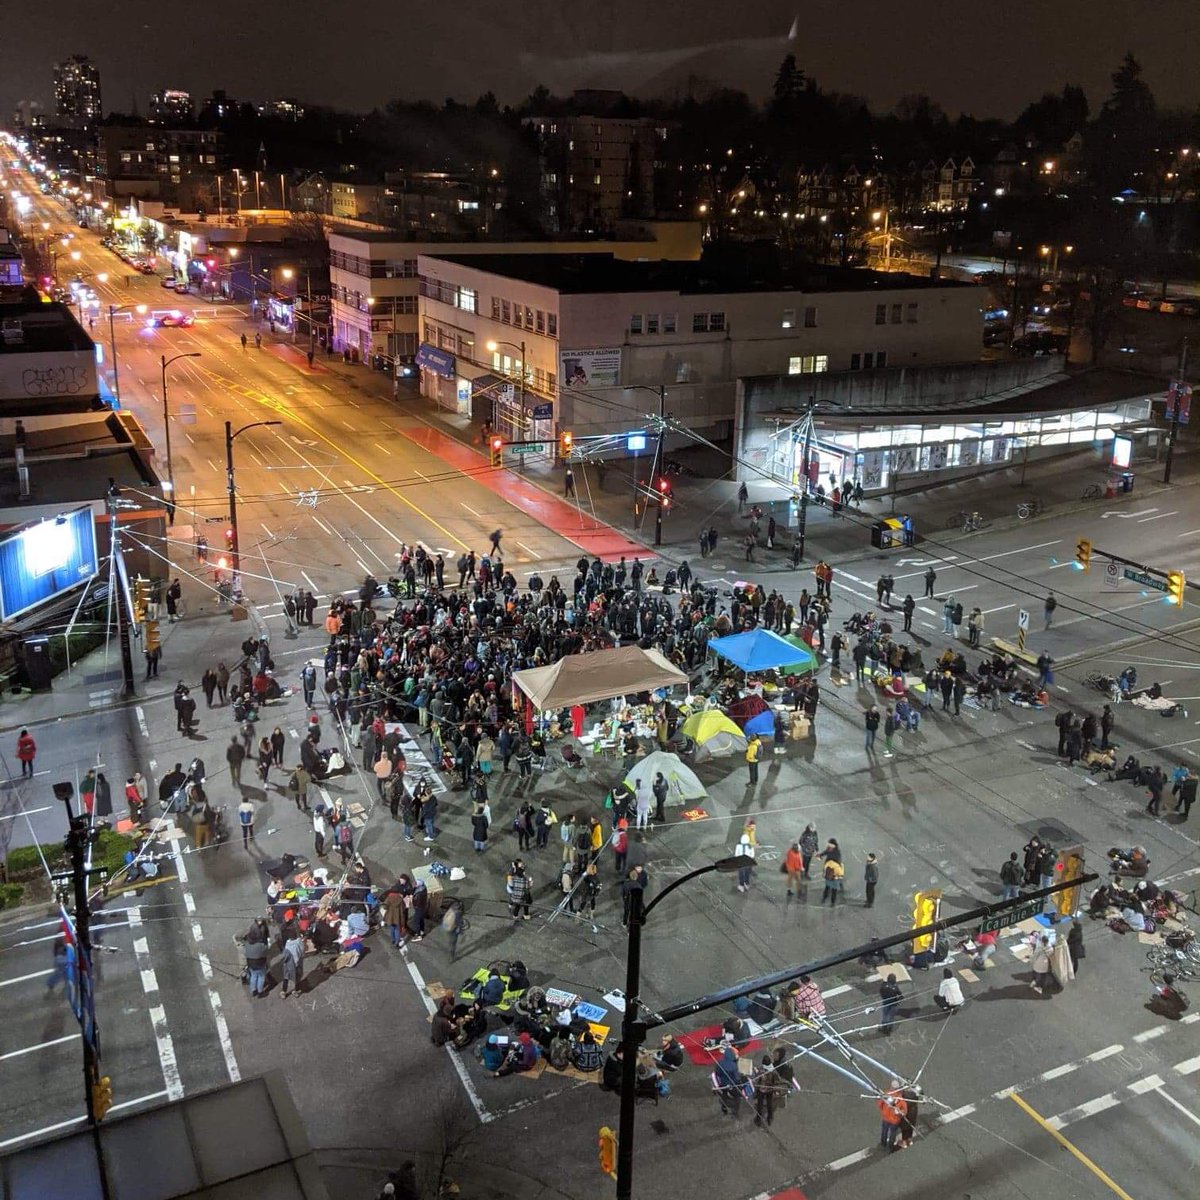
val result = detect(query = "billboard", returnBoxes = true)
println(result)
[559,347,622,389]
[0,507,99,621]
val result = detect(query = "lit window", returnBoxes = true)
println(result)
[782,308,796,329]
[525,306,533,327]
[593,174,601,186]
[788,355,829,375]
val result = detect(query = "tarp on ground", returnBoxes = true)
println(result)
[728,693,770,727]
[680,710,747,761]
[511,645,687,711]
[623,750,707,806]
[708,628,817,675]
[743,709,777,739]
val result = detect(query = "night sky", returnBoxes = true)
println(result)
[5,0,1199,121]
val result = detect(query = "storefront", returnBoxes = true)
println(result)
[417,342,458,410]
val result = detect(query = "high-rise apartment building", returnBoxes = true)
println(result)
[149,89,193,124]
[53,55,102,123]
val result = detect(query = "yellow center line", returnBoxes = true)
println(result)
[1008,1092,1136,1200]
[196,365,470,552]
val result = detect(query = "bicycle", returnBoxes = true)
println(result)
[1017,497,1043,519]
[1146,949,1199,981]
[1082,483,1103,500]
[944,510,990,533]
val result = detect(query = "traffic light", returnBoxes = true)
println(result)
[657,477,673,511]
[1074,538,1092,571]
[598,1126,617,1179]
[490,435,504,467]
[1053,845,1085,916]
[1166,570,1185,606]
[559,430,573,459]
[225,527,235,549]
[92,1075,113,1121]
[144,619,161,654]
[911,888,942,954]
[132,578,151,622]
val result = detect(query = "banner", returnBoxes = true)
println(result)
[559,347,622,389]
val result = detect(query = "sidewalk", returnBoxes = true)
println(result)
[279,330,1200,574]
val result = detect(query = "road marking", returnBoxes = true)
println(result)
[1136,510,1178,523]
[461,502,481,517]
[823,984,853,999]
[0,968,53,987]
[1048,1093,1121,1129]
[918,606,935,616]
[1133,1026,1167,1042]
[983,604,1015,615]
[0,1034,77,1061]
[0,1091,170,1151]
[1174,1054,1200,1076]
[516,541,540,559]
[1010,1094,1134,1200]
[341,420,355,431]
[209,990,241,1083]
[135,705,149,739]
[312,516,334,537]
[140,969,159,993]
[1127,1074,1164,1095]
[403,956,491,1122]
[302,571,318,593]
[937,1103,976,1124]
[1155,1086,1200,1128]
[892,540,1062,580]
[827,1148,872,1171]
[1040,1062,1078,1081]
[1085,1044,1123,1063]
[374,441,391,455]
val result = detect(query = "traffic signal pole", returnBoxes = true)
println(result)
[651,385,666,547]
[57,782,114,1199]
[1163,337,1188,485]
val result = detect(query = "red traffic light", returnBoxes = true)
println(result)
[658,478,670,492]
[491,436,503,451]
[206,258,216,268]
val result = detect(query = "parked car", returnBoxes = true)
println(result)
[153,311,195,328]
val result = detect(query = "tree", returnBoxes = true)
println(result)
[772,54,805,112]
[1089,53,1158,193]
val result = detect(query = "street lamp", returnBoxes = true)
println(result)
[616,855,754,1200]
[161,352,201,524]
[486,337,528,471]
[106,303,148,406]
[225,419,282,597]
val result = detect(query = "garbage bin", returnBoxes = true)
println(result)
[1121,471,1135,494]
[22,636,53,693]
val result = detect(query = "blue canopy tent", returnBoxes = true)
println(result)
[708,628,818,676]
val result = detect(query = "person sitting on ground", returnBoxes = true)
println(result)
[601,1044,625,1091]
[493,1030,539,1077]
[452,1000,488,1047]
[480,969,506,1005]
[790,975,826,1019]
[934,967,965,1013]
[507,960,530,993]
[479,1033,507,1072]
[654,1033,685,1072]
[574,1030,603,1073]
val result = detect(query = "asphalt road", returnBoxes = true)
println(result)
[7,174,1200,1200]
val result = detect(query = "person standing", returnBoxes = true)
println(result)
[820,856,844,906]
[613,820,630,875]
[879,1084,907,1151]
[471,804,490,853]
[1043,591,1057,630]
[16,728,36,779]
[883,708,898,758]
[753,1054,784,1127]
[507,860,532,920]
[737,480,749,513]
[237,797,255,847]
[942,595,957,636]
[1000,851,1023,901]
[313,806,330,858]
[864,853,879,907]
[864,705,880,754]
[288,764,310,812]
[902,595,915,633]
[651,772,669,824]
[923,566,937,599]
[735,821,756,892]
[1066,919,1085,975]
[1030,936,1052,994]
[215,662,230,704]
[967,607,983,649]
[563,466,575,497]
[785,841,804,897]
[242,919,270,997]
[1172,769,1197,821]
[201,668,217,707]
[800,824,819,878]
[879,974,902,1033]
[1100,704,1115,751]
[745,733,762,785]
[280,931,305,999]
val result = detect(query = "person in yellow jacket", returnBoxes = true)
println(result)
[746,734,762,785]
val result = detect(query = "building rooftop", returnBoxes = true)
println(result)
[424,250,973,296]
[0,294,94,355]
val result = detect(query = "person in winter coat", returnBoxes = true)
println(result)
[280,932,305,998]
[864,853,879,907]
[471,804,490,852]
[383,888,407,947]
[821,857,844,905]
[243,918,271,997]
[799,825,819,877]
[785,842,804,896]
[1066,919,1085,974]
[1030,936,1053,994]
[507,860,532,920]
[15,729,36,778]
[420,791,438,840]
[93,773,113,818]
[313,807,330,857]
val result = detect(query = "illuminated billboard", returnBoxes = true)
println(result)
[0,508,99,621]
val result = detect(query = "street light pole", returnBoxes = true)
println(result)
[107,306,121,406]
[615,856,752,1200]
[160,352,201,525]
[226,419,282,598]
[1163,337,1189,485]
[795,397,816,562]
[651,384,667,546]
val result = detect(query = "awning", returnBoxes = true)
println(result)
[512,645,687,710]
[416,342,455,378]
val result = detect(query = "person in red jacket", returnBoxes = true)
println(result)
[16,729,36,779]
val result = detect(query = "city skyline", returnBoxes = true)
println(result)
[5,0,1200,125]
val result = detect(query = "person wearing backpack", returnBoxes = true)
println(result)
[560,813,577,864]
[1000,851,1023,901]
[336,816,355,864]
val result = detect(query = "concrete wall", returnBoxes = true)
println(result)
[0,349,100,404]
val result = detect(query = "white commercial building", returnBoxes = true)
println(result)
[415,250,983,448]
[327,222,701,368]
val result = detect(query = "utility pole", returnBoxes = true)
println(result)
[1163,337,1189,485]
[56,780,113,1199]
[795,398,815,562]
[651,385,667,547]
[226,420,282,601]
[106,482,137,698]
[160,352,201,526]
